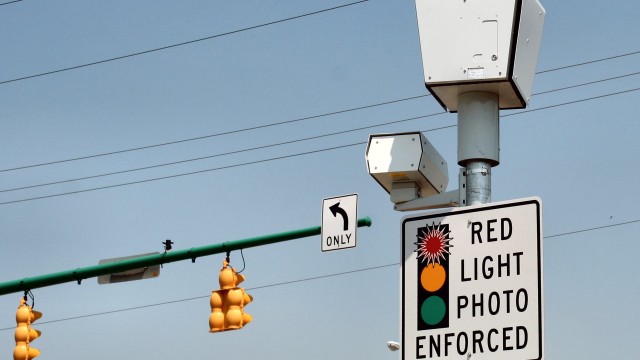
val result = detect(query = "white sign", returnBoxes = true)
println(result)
[401,197,543,360]
[97,252,161,284]
[322,194,358,252]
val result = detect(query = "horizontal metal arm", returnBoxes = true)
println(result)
[0,217,372,296]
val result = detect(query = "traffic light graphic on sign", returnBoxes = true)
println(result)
[415,222,452,331]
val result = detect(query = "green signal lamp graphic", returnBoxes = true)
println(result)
[415,222,452,330]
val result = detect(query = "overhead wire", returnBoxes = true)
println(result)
[0,94,428,173]
[3,69,640,194]
[1,217,639,330]
[503,87,640,118]
[0,0,371,86]
[0,263,396,330]
[1,85,639,206]
[536,50,640,74]
[4,69,639,194]
[2,50,639,174]
[545,218,640,239]
[532,71,640,95]
[0,0,24,6]
[0,143,364,206]
[0,112,446,193]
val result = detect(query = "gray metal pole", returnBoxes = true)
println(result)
[457,92,499,206]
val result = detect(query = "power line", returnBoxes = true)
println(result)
[503,87,640,118]
[0,112,446,193]
[533,71,640,95]
[536,50,640,74]
[545,219,640,239]
[0,143,364,206]
[0,263,397,330]
[0,94,427,173]
[0,0,370,86]
[0,0,635,87]
[2,216,639,330]
[1,85,638,206]
[0,0,24,6]
[250,263,397,291]
[6,68,640,194]
[3,52,639,174]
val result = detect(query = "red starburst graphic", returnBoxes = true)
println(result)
[415,222,452,266]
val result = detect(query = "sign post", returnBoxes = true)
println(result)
[401,197,543,359]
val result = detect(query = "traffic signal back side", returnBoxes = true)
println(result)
[14,298,41,360]
[209,260,252,332]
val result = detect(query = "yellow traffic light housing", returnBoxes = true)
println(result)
[14,297,41,360]
[209,259,252,332]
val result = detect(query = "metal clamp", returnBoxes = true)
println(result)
[463,167,490,176]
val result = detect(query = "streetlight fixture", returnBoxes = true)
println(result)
[387,341,400,352]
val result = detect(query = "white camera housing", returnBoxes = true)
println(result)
[366,132,448,204]
[415,0,546,112]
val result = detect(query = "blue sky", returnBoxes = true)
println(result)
[1,0,639,359]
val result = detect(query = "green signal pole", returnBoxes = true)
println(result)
[0,217,372,296]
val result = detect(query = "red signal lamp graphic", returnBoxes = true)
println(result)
[415,222,452,266]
